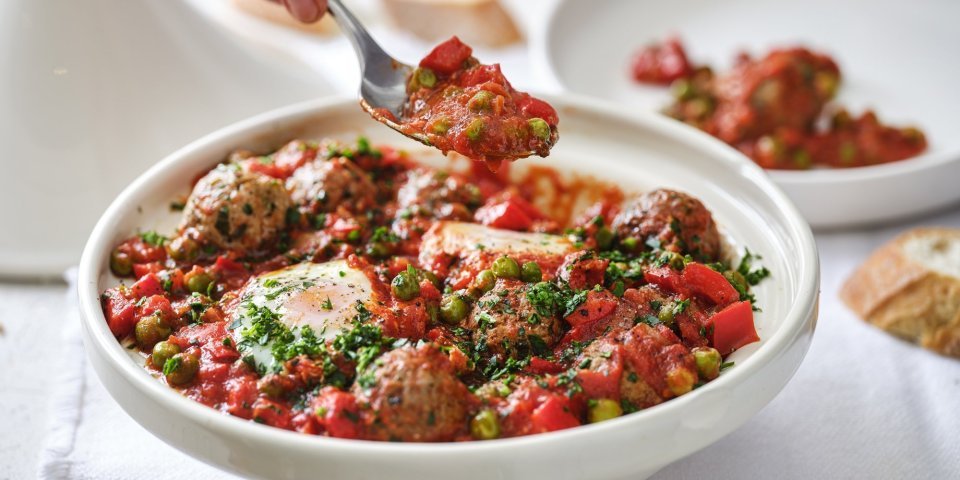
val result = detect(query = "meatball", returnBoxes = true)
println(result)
[179,164,292,253]
[612,189,721,261]
[463,279,563,361]
[286,157,376,214]
[578,323,697,410]
[396,167,481,220]
[352,344,472,442]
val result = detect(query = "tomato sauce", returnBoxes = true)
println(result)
[100,137,766,442]
[632,38,927,169]
[393,37,559,170]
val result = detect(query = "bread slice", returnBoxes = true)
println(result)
[840,228,960,358]
[382,0,521,47]
[231,0,338,35]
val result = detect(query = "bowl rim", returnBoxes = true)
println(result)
[538,0,960,186]
[78,94,819,458]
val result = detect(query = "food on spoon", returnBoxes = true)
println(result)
[631,38,927,170]
[99,137,768,442]
[394,36,559,169]
[840,228,960,358]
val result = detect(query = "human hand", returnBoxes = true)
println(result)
[271,0,328,23]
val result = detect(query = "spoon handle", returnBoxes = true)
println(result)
[327,0,391,72]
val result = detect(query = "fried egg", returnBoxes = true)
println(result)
[228,260,375,373]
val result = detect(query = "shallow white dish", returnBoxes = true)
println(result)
[540,0,960,229]
[78,96,819,480]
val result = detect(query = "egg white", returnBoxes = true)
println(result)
[229,260,375,373]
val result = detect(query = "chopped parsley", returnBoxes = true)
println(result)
[139,230,167,247]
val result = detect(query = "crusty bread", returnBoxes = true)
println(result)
[382,0,521,47]
[231,0,338,35]
[840,228,960,358]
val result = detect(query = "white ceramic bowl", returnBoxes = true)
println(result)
[78,96,819,480]
[537,0,960,230]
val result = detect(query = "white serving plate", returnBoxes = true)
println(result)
[539,0,960,229]
[78,96,819,480]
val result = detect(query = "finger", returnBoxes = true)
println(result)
[281,0,325,23]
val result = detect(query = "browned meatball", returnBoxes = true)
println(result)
[612,189,721,261]
[396,167,481,220]
[352,344,472,442]
[463,279,563,361]
[577,323,697,410]
[286,157,376,214]
[179,164,292,253]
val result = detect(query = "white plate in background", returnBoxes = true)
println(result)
[541,0,960,229]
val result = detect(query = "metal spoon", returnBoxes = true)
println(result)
[325,0,431,145]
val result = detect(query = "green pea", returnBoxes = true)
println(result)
[418,269,442,289]
[595,227,614,250]
[520,262,542,283]
[391,271,421,301]
[440,295,470,325]
[657,304,675,325]
[164,352,199,386]
[527,118,551,141]
[135,314,171,348]
[470,409,501,440]
[692,346,722,380]
[620,237,639,252]
[167,236,198,262]
[416,67,437,88]
[467,90,495,112]
[793,149,812,169]
[491,256,520,279]
[346,229,361,243]
[366,242,392,258]
[839,142,857,165]
[430,117,451,135]
[151,341,181,369]
[109,248,133,277]
[186,271,214,294]
[671,78,695,100]
[465,118,484,141]
[472,270,496,293]
[588,398,623,423]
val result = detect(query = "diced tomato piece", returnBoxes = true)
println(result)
[458,64,509,88]
[515,95,559,126]
[475,198,533,231]
[565,290,618,327]
[171,322,228,348]
[130,273,165,299]
[137,294,175,325]
[682,263,739,306]
[631,37,693,85]
[225,375,259,419]
[530,396,580,433]
[129,239,167,263]
[526,357,564,375]
[132,262,164,279]
[709,300,759,355]
[244,140,317,179]
[643,266,687,296]
[313,387,362,439]
[419,36,473,75]
[251,398,292,430]
[560,253,609,291]
[103,289,137,338]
